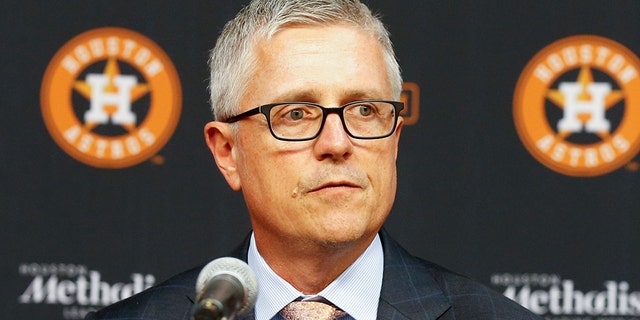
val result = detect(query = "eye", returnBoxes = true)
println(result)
[357,104,374,116]
[271,104,319,123]
[288,108,305,121]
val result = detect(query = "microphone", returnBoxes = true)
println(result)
[191,257,258,320]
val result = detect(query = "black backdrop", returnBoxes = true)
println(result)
[3,1,640,319]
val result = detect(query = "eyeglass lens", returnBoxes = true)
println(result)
[269,101,397,140]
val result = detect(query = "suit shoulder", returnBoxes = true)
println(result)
[379,231,542,319]
[421,259,543,319]
[84,265,203,320]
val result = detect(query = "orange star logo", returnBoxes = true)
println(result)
[41,27,181,168]
[546,66,625,139]
[73,58,150,132]
[514,35,640,176]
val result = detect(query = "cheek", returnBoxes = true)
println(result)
[374,163,397,199]
[236,139,298,200]
[367,142,397,178]
[366,144,398,205]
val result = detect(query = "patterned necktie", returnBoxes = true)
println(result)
[280,300,346,320]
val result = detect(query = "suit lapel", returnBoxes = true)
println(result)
[378,229,451,319]
[229,234,255,320]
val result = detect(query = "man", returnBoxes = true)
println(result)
[86,0,542,319]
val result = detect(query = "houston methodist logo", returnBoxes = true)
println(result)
[514,35,640,176]
[41,27,181,168]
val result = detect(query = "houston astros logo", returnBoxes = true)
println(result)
[41,27,181,168]
[514,35,640,176]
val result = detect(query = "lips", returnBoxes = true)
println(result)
[297,166,369,195]
[311,181,360,192]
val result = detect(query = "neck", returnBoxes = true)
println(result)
[254,231,376,294]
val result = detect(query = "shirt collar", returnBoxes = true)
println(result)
[248,233,384,320]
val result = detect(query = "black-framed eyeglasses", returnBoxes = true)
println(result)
[222,100,404,141]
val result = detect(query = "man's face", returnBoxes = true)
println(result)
[221,24,402,248]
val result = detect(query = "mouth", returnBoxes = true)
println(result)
[297,166,369,197]
[309,181,362,193]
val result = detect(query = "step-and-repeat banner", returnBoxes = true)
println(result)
[3,1,639,319]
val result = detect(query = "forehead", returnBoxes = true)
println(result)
[244,24,392,106]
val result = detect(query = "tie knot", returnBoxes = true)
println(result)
[280,300,346,320]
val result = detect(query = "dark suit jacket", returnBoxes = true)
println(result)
[85,229,542,319]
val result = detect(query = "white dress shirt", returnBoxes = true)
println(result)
[247,233,384,320]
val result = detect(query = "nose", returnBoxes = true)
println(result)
[313,113,353,161]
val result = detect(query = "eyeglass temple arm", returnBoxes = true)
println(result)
[222,107,262,123]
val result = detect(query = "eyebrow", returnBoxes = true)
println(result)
[270,88,388,104]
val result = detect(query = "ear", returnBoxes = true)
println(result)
[393,117,404,161]
[204,121,242,191]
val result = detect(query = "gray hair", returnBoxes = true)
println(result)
[208,0,402,120]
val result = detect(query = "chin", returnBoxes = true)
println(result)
[314,223,375,248]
